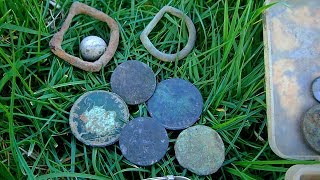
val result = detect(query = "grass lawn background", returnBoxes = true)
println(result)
[0,0,318,179]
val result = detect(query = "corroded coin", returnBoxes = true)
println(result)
[174,125,225,175]
[111,60,156,105]
[69,90,129,147]
[119,117,169,166]
[312,77,320,102]
[302,104,320,153]
[147,78,203,130]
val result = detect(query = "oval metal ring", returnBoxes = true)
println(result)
[140,6,196,62]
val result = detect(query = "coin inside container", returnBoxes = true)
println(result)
[111,60,156,105]
[147,78,203,130]
[119,117,169,166]
[312,77,320,102]
[69,90,129,147]
[174,125,225,175]
[302,104,320,153]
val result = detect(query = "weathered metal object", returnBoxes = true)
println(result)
[312,77,320,102]
[147,78,203,130]
[69,90,129,147]
[119,117,169,166]
[49,2,119,72]
[174,125,225,175]
[80,36,107,61]
[140,6,196,62]
[302,104,320,153]
[110,60,156,105]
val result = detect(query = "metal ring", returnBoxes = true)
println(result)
[140,6,196,62]
[49,2,119,72]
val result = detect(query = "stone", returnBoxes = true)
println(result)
[80,36,107,61]
[174,125,225,175]
[140,6,196,62]
[147,78,203,130]
[49,2,119,72]
[119,117,169,166]
[69,90,129,147]
[110,60,156,105]
[302,104,320,153]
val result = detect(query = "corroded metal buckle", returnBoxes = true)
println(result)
[140,6,196,62]
[49,2,119,72]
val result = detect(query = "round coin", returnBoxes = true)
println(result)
[147,78,203,130]
[111,60,156,105]
[302,104,320,153]
[312,77,320,102]
[119,117,169,166]
[174,125,225,175]
[69,90,129,147]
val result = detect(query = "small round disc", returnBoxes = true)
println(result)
[147,78,203,130]
[302,104,320,153]
[312,77,320,102]
[69,90,129,147]
[175,125,225,175]
[80,36,107,61]
[119,117,169,166]
[111,60,156,105]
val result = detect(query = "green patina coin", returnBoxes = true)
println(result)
[69,90,129,147]
[302,104,320,153]
[174,125,225,175]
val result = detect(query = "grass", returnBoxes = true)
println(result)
[0,0,317,179]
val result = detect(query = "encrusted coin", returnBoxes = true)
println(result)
[302,104,320,153]
[175,125,225,175]
[312,77,320,102]
[80,36,107,61]
[119,117,169,166]
[69,90,129,147]
[111,60,156,105]
[147,78,203,130]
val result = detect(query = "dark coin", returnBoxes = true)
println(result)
[69,90,129,147]
[147,78,203,130]
[111,60,156,105]
[119,117,169,166]
[312,77,320,102]
[302,104,320,153]
[174,125,225,175]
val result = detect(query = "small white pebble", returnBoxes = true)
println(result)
[80,36,107,61]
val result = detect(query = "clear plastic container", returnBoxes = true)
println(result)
[285,165,320,180]
[264,0,320,160]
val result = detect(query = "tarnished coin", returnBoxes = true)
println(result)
[302,104,320,153]
[69,90,129,147]
[312,77,320,102]
[147,78,203,130]
[119,117,169,166]
[174,125,225,175]
[111,60,156,105]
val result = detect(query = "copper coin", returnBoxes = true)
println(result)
[69,90,129,147]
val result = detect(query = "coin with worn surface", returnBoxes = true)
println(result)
[147,78,203,130]
[119,117,169,166]
[111,60,156,105]
[80,36,107,61]
[302,104,320,153]
[175,125,225,175]
[69,90,129,147]
[312,77,320,102]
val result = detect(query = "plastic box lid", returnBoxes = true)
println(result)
[264,0,320,160]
